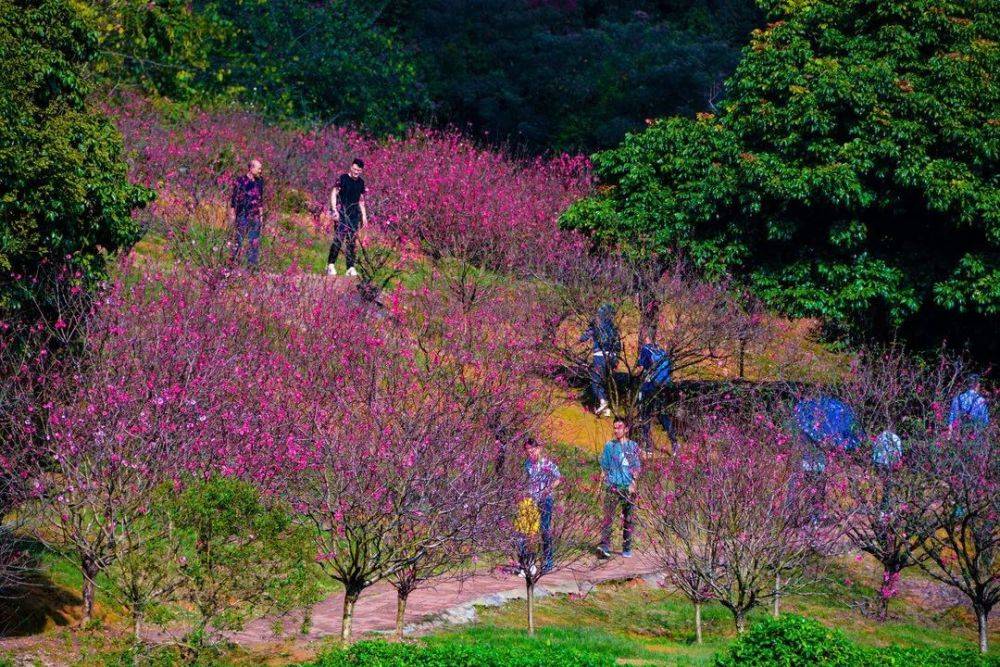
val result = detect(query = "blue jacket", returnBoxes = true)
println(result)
[794,397,862,451]
[949,390,989,430]
[600,439,641,488]
[638,343,672,394]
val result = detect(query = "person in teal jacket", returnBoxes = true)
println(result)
[597,419,642,559]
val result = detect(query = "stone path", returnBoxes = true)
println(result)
[229,552,662,644]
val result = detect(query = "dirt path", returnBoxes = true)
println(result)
[229,552,662,645]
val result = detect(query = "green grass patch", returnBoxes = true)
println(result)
[304,626,635,666]
[431,575,1000,665]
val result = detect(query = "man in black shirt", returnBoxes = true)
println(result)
[327,158,368,276]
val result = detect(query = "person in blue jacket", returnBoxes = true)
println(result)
[636,334,677,454]
[794,396,863,472]
[793,396,861,523]
[948,374,989,439]
[580,304,621,417]
[597,420,642,559]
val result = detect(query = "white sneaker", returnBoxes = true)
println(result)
[326,264,337,276]
[596,400,610,416]
[345,266,359,277]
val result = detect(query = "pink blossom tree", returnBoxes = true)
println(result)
[914,420,1000,653]
[826,348,964,621]
[27,267,315,624]
[280,280,544,643]
[644,410,844,634]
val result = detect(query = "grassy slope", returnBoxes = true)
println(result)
[426,571,1000,665]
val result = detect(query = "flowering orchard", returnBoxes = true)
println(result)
[1,96,998,656]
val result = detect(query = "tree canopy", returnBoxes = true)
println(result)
[562,0,1000,351]
[388,0,759,151]
[0,0,152,318]
[75,0,761,149]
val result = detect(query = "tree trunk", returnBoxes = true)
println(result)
[132,609,143,641]
[526,581,536,636]
[694,601,703,644]
[734,609,747,635]
[738,340,746,380]
[977,607,989,653]
[875,592,889,623]
[81,557,99,623]
[300,604,313,635]
[341,590,360,644]
[395,590,409,640]
[773,572,781,618]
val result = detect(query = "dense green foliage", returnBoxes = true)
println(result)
[308,637,616,667]
[0,0,152,317]
[563,0,1000,350]
[715,615,869,666]
[77,0,760,149]
[715,615,1000,666]
[83,0,426,135]
[312,617,1000,666]
[196,0,427,134]
[165,476,317,646]
[81,0,224,100]
[386,0,760,151]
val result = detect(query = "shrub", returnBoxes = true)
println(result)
[714,615,869,666]
[715,615,1000,667]
[165,476,318,648]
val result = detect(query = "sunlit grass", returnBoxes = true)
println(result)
[430,571,1000,665]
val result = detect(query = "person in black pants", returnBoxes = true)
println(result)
[327,158,368,276]
[229,159,265,267]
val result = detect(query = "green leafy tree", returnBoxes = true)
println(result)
[82,0,225,99]
[197,0,428,134]
[389,0,759,152]
[165,476,318,649]
[0,0,152,319]
[563,0,1000,349]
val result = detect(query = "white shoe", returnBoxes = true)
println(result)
[345,266,359,277]
[596,400,610,416]
[326,264,337,276]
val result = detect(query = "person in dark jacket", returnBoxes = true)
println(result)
[229,159,265,267]
[580,304,621,417]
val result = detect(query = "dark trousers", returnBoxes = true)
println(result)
[233,213,262,266]
[638,387,676,452]
[600,486,634,552]
[590,354,615,404]
[540,496,554,570]
[328,211,360,268]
